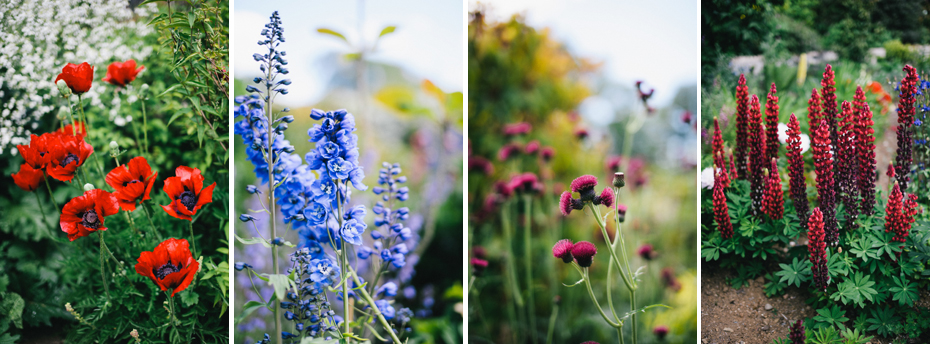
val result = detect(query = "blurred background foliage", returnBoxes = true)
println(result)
[0,0,229,342]
[232,2,464,343]
[468,8,697,344]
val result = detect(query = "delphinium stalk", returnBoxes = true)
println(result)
[837,101,859,228]
[712,118,730,189]
[747,95,766,217]
[807,88,822,131]
[735,74,750,179]
[854,89,877,216]
[812,120,838,245]
[762,158,783,220]
[764,83,780,161]
[807,208,828,292]
[786,114,810,229]
[896,65,919,189]
[713,168,733,239]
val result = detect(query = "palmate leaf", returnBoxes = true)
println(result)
[889,276,918,306]
[775,257,811,287]
[812,305,848,330]
[848,235,881,262]
[866,306,900,337]
[830,272,877,308]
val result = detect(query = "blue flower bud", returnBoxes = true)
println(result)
[246,185,260,194]
[239,214,256,222]
[272,237,284,246]
[234,262,252,271]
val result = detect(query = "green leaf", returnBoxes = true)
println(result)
[267,274,297,301]
[187,11,195,28]
[235,234,271,248]
[300,337,340,344]
[317,28,348,43]
[562,278,584,287]
[865,306,899,337]
[0,292,24,329]
[619,304,670,322]
[379,26,396,37]
[889,276,918,306]
[167,107,192,126]
[179,290,199,307]
[234,300,267,325]
[774,257,811,287]
[812,305,848,330]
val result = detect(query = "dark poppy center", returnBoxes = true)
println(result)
[60,153,80,167]
[39,151,47,157]
[153,260,183,280]
[123,179,141,187]
[178,191,197,211]
[81,210,99,229]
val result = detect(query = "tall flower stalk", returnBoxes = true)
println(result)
[807,208,828,292]
[812,120,838,245]
[896,65,919,189]
[735,74,749,179]
[786,114,810,229]
[712,117,730,189]
[763,158,784,220]
[837,101,859,228]
[764,83,780,161]
[854,87,877,216]
[748,95,766,217]
[713,168,733,239]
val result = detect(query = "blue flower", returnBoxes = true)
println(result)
[374,300,395,320]
[304,201,328,225]
[340,218,366,246]
[377,282,397,297]
[327,157,353,180]
[308,258,340,286]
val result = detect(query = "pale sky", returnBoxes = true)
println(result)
[234,0,464,107]
[472,0,698,106]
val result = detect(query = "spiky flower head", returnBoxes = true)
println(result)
[735,74,750,179]
[571,241,597,267]
[812,119,838,244]
[763,159,784,220]
[570,174,598,202]
[713,169,733,239]
[786,114,809,229]
[765,83,780,160]
[808,208,829,292]
[552,239,574,263]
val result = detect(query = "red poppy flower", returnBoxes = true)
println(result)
[55,62,94,94]
[46,135,94,182]
[134,238,199,297]
[102,60,144,87]
[161,166,216,221]
[16,133,59,170]
[11,163,44,191]
[60,189,119,241]
[58,121,87,140]
[106,157,158,211]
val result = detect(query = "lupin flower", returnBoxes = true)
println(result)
[820,64,838,145]
[711,117,729,189]
[887,162,896,180]
[102,59,145,87]
[785,114,810,228]
[713,169,733,239]
[747,94,766,217]
[728,148,737,180]
[763,159,783,220]
[837,101,859,227]
[855,89,877,216]
[764,83,780,160]
[790,320,806,344]
[106,156,158,211]
[807,88,822,133]
[735,74,749,179]
[54,62,94,94]
[812,120,838,244]
[896,65,918,189]
[885,183,917,249]
[60,189,120,241]
[160,166,216,221]
[807,208,828,292]
[134,238,199,297]
[571,241,597,267]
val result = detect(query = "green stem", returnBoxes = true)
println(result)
[501,201,524,306]
[98,231,111,301]
[348,266,403,344]
[33,191,54,237]
[43,176,59,210]
[189,220,197,257]
[589,205,634,291]
[545,303,559,344]
[523,195,537,344]
[125,211,141,238]
[613,187,637,344]
[575,264,619,328]
[141,99,149,155]
[66,96,77,136]
[141,203,162,240]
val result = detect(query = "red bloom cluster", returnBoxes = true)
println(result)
[837,101,859,228]
[508,172,542,194]
[790,319,806,344]
[820,64,838,145]
[713,169,733,239]
[812,120,838,244]
[763,159,784,220]
[502,122,532,136]
[524,140,540,155]
[102,59,144,87]
[712,117,730,189]
[735,74,749,179]
[60,189,120,241]
[747,95,766,217]
[467,156,494,176]
[12,126,94,190]
[55,62,94,94]
[135,238,199,297]
[497,143,522,161]
[560,175,614,215]
[161,166,216,221]
[807,208,828,292]
[896,64,919,189]
[885,183,918,245]
[540,147,555,162]
[764,83,780,161]
[807,88,822,131]
[786,114,810,229]
[854,87,877,216]
[106,157,158,211]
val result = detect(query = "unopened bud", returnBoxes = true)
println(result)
[613,172,626,188]
[109,141,119,150]
[83,183,95,191]
[57,79,72,97]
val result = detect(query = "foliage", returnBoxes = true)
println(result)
[0,1,229,342]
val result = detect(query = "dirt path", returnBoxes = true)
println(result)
[700,263,816,344]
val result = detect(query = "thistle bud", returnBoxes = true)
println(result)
[613,172,625,188]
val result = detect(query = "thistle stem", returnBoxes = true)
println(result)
[545,302,559,344]
[523,195,537,344]
[574,264,619,328]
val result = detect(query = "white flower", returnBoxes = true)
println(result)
[701,167,716,189]
[83,183,95,191]
[777,123,811,153]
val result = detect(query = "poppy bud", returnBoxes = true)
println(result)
[57,79,72,97]
[109,141,119,151]
[84,183,95,191]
